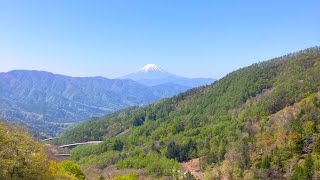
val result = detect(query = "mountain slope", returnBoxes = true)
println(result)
[53,47,320,178]
[120,64,215,87]
[0,70,191,137]
[0,119,85,179]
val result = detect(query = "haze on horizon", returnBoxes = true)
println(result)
[0,0,319,79]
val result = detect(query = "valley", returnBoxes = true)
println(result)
[0,65,213,138]
[48,47,320,179]
[1,47,320,179]
[1,1,318,179]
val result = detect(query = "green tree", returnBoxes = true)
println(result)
[305,154,314,180]
[60,160,86,180]
[113,139,124,151]
[291,165,305,180]
[166,141,178,160]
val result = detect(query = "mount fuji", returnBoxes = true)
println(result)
[120,64,215,87]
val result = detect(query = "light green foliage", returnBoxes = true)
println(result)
[304,121,315,135]
[0,120,85,180]
[111,174,138,180]
[60,160,86,180]
[54,47,320,178]
[78,150,120,169]
[117,151,179,176]
[291,155,314,180]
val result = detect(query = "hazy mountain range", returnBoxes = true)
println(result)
[120,64,214,87]
[0,65,215,136]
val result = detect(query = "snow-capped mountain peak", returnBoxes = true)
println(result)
[120,64,215,87]
[138,64,165,73]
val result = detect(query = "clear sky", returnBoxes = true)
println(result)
[0,0,319,79]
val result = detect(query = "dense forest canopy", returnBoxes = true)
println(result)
[53,47,320,179]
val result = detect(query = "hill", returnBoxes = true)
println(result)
[0,119,85,180]
[53,47,320,179]
[0,70,190,137]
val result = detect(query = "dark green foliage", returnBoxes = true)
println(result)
[258,155,272,169]
[305,155,314,180]
[166,141,179,160]
[131,109,146,126]
[312,96,320,108]
[113,139,124,151]
[172,121,184,134]
[54,47,320,178]
[165,140,197,162]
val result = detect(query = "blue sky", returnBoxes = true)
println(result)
[0,0,319,79]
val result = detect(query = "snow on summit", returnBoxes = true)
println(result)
[120,64,215,87]
[120,64,171,81]
[138,64,165,73]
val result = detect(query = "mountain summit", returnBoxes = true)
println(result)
[121,64,172,81]
[120,64,215,87]
[138,64,165,73]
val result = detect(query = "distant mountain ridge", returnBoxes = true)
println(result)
[120,64,215,87]
[0,65,215,137]
[0,70,190,137]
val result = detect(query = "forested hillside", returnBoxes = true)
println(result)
[0,119,85,180]
[0,70,189,137]
[53,47,320,179]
